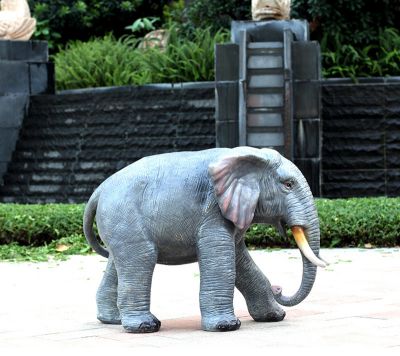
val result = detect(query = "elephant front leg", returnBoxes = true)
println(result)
[197,225,241,332]
[235,240,286,322]
[96,255,121,324]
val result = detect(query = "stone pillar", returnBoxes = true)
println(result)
[0,40,54,184]
[215,43,240,148]
[292,42,322,197]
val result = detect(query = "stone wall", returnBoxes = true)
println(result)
[0,79,399,203]
[0,40,54,185]
[0,84,215,203]
[322,80,400,198]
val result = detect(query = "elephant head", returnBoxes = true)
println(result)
[209,147,326,307]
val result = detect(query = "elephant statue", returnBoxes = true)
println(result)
[83,147,326,333]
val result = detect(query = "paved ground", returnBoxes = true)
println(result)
[1,248,399,353]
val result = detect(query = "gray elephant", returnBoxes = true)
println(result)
[83,147,326,333]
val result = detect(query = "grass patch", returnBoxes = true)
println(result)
[0,234,92,262]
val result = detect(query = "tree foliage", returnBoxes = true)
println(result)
[28,0,170,49]
[292,0,400,47]
[182,0,400,47]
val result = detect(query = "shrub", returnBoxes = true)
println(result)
[247,197,400,248]
[0,204,85,246]
[141,26,230,83]
[1,198,399,249]
[317,198,400,248]
[321,28,400,79]
[54,27,230,90]
[54,34,150,90]
[291,2,400,78]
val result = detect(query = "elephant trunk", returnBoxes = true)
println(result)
[273,213,323,307]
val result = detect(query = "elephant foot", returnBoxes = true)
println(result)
[97,305,121,325]
[202,314,241,332]
[251,306,286,322]
[97,314,121,325]
[122,313,161,333]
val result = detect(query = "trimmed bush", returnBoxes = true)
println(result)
[0,204,85,246]
[317,198,400,248]
[1,198,399,248]
[247,197,400,248]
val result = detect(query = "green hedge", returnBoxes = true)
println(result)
[0,204,85,246]
[1,198,399,248]
[247,197,400,248]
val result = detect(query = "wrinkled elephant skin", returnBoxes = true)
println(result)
[83,147,324,333]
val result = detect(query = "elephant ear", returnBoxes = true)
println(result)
[209,150,274,230]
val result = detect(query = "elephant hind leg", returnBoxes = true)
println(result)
[110,234,160,333]
[96,256,121,324]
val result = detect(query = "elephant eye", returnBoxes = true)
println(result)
[283,180,293,189]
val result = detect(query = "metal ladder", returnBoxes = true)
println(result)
[238,29,293,158]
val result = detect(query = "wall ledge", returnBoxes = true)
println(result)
[58,81,215,96]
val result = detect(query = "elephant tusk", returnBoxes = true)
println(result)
[291,226,327,268]
[318,255,330,266]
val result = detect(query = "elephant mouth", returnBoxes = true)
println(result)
[277,221,327,268]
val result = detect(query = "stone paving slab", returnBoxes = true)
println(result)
[0,248,399,352]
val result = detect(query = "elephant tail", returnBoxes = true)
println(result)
[83,188,109,258]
